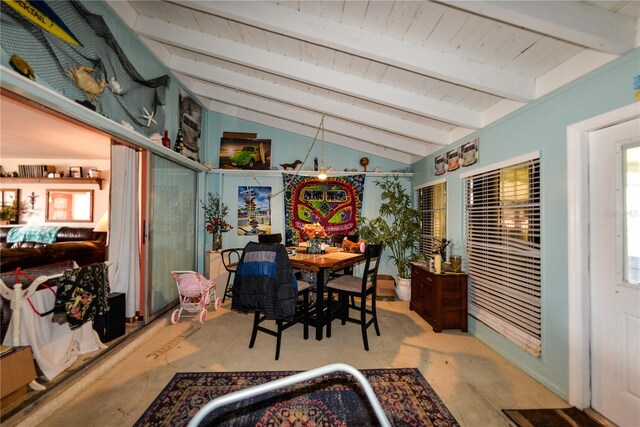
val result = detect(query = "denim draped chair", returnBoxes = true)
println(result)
[231,242,310,360]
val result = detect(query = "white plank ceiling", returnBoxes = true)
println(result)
[107,0,639,164]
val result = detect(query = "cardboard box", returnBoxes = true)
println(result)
[1,346,37,398]
[377,274,396,298]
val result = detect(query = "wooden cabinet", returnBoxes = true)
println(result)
[410,263,468,332]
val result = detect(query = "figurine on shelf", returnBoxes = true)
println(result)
[174,129,185,154]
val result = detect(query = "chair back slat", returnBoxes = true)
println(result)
[361,244,383,293]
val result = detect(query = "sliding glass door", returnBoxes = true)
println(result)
[146,154,198,320]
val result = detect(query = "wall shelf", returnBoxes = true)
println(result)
[0,177,105,190]
[206,169,413,178]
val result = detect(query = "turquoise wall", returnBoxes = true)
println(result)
[411,49,640,398]
[202,112,410,276]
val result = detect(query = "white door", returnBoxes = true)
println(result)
[589,118,640,427]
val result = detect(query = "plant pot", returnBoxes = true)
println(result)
[396,277,411,300]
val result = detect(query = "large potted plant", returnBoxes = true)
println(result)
[358,175,420,298]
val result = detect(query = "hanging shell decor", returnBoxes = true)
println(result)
[66,65,105,102]
[107,77,124,95]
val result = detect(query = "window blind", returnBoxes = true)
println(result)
[418,182,447,258]
[464,158,541,356]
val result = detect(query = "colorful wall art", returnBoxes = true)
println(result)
[283,174,365,245]
[237,186,272,236]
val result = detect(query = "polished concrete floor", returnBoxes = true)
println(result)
[6,299,570,426]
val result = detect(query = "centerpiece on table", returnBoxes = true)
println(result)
[202,192,233,251]
[300,222,328,254]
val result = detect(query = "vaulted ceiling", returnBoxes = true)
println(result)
[107,1,639,164]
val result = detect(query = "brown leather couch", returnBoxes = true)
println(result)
[0,227,107,273]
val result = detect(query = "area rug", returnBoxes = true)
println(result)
[134,368,458,426]
[503,407,604,427]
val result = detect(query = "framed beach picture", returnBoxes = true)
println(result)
[220,137,272,170]
[237,186,272,235]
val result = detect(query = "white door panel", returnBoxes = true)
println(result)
[589,118,640,427]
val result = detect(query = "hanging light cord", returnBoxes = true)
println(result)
[252,116,326,199]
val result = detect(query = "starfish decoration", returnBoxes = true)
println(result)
[141,107,157,127]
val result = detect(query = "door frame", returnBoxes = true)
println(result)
[567,102,640,409]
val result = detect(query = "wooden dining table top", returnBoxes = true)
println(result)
[288,247,365,272]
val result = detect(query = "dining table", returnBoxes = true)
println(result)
[289,248,365,340]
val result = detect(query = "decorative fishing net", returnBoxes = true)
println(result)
[0,0,169,137]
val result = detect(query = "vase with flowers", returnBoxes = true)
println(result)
[202,192,233,251]
[300,222,328,254]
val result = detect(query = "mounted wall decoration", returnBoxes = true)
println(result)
[178,89,203,161]
[219,137,272,170]
[0,188,20,224]
[0,1,170,137]
[46,189,93,222]
[283,174,365,246]
[462,137,479,167]
[435,154,446,176]
[446,147,461,172]
[237,186,272,236]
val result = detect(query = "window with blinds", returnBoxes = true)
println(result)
[418,181,447,259]
[463,157,541,356]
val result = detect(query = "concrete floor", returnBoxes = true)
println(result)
[5,299,569,426]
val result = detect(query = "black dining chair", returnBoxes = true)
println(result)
[231,242,310,360]
[326,244,383,351]
[220,248,243,303]
[258,233,283,244]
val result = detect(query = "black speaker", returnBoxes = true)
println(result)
[93,292,125,342]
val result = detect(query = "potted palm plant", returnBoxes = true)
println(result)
[358,175,420,298]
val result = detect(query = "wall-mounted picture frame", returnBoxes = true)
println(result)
[46,189,93,222]
[237,186,272,235]
[69,166,83,178]
[435,154,447,176]
[462,137,479,167]
[219,137,272,170]
[447,147,461,172]
[0,188,20,224]
[179,89,203,161]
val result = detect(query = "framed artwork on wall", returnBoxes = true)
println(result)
[0,188,20,224]
[435,154,446,176]
[219,137,272,170]
[46,189,93,222]
[237,186,272,235]
[462,137,479,167]
[178,89,203,161]
[446,147,461,172]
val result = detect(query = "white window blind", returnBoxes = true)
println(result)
[464,158,541,356]
[418,182,446,258]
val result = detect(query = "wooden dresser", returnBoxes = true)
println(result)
[410,263,468,332]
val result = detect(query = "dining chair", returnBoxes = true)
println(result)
[326,244,383,351]
[231,242,311,360]
[220,248,243,303]
[249,280,310,360]
[258,233,282,244]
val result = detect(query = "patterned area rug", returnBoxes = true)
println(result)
[134,368,458,426]
[503,407,604,427]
